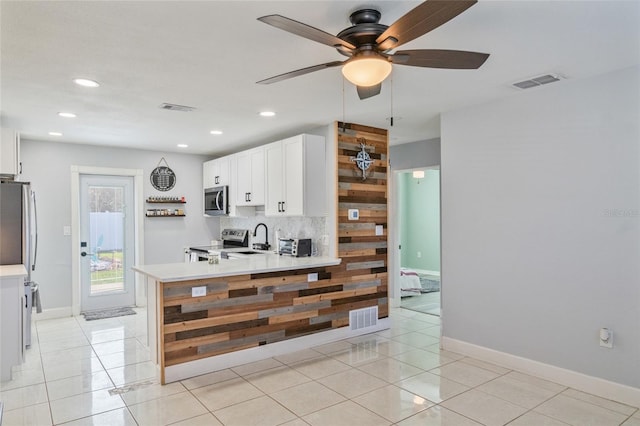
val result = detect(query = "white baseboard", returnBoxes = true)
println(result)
[164,318,391,383]
[442,337,640,408]
[34,307,73,322]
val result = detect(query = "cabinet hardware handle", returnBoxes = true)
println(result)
[282,201,285,212]
[248,192,251,202]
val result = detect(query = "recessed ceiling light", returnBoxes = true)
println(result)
[58,112,76,118]
[210,130,223,135]
[73,78,100,88]
[177,144,188,148]
[49,132,63,136]
[259,111,276,117]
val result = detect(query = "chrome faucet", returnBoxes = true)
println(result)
[253,223,270,250]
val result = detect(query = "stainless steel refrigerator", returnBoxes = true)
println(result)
[0,180,38,347]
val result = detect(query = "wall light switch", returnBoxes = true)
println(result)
[63,225,71,236]
[192,286,207,297]
[308,273,318,282]
[375,225,383,236]
[348,209,359,220]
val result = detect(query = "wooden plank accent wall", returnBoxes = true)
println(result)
[159,264,388,376]
[157,121,389,380]
[334,121,389,319]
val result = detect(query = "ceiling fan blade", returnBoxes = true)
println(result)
[391,49,489,69]
[357,83,382,100]
[258,15,356,52]
[376,0,477,51]
[257,61,345,85]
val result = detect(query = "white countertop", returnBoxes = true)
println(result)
[133,254,341,282]
[0,265,27,279]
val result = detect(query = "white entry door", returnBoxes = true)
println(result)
[79,174,135,311]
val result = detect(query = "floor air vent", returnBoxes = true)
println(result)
[512,74,564,90]
[349,306,378,331]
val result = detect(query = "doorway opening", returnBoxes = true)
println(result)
[398,168,441,315]
[71,166,144,316]
[79,174,135,311]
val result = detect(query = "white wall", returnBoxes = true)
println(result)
[20,140,219,310]
[441,66,639,388]
[390,137,440,170]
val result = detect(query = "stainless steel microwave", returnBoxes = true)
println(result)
[204,186,228,216]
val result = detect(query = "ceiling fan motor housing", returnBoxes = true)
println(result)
[336,9,389,56]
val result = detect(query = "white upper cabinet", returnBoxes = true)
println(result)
[235,147,265,207]
[0,128,21,177]
[265,134,326,217]
[203,156,230,189]
[264,141,284,216]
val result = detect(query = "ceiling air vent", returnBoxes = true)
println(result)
[512,74,564,90]
[159,103,196,112]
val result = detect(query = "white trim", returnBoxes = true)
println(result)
[388,170,401,308]
[70,165,145,316]
[442,337,640,408]
[164,318,391,383]
[33,307,73,321]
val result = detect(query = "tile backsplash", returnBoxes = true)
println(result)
[220,215,328,255]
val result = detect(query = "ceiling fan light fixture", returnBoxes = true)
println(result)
[342,56,392,87]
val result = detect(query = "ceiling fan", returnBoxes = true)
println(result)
[256,0,489,100]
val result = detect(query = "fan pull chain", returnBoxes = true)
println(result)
[342,77,346,131]
[390,74,394,127]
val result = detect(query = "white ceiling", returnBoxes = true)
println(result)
[1,1,638,156]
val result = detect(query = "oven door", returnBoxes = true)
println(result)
[204,186,228,216]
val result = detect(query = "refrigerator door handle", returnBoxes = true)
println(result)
[31,190,38,271]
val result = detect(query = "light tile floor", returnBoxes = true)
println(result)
[1,308,638,425]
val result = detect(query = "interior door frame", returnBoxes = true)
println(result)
[389,166,442,309]
[71,166,144,316]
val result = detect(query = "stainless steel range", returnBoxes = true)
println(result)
[185,228,251,261]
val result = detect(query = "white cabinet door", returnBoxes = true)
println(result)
[235,151,252,206]
[235,147,264,206]
[204,156,231,188]
[248,148,265,205]
[217,157,230,186]
[265,135,325,217]
[0,128,20,177]
[264,141,284,216]
[282,136,304,216]
[203,160,216,189]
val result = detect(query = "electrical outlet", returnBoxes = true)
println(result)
[192,286,207,297]
[375,225,383,236]
[348,209,359,220]
[417,251,422,258]
[308,273,318,282]
[63,225,71,236]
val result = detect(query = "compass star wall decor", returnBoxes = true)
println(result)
[350,141,373,180]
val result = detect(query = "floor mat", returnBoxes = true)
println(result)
[81,306,136,321]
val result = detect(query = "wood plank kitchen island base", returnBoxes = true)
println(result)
[134,255,389,383]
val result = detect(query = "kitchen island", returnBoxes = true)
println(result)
[134,254,389,383]
[0,265,27,381]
